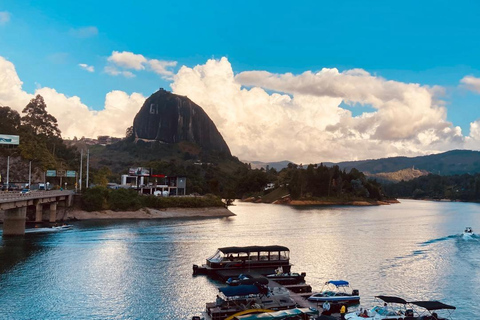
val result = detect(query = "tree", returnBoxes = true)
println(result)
[125,126,134,140]
[21,95,61,138]
[0,106,21,134]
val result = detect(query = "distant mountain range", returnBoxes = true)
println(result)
[246,150,480,179]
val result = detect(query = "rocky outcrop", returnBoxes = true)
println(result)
[133,89,231,155]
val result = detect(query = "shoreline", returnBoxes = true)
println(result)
[286,199,400,206]
[0,207,235,223]
[243,196,400,206]
[65,206,235,220]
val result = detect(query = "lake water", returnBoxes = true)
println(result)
[0,199,479,319]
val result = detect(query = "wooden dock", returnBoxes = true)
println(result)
[201,268,346,319]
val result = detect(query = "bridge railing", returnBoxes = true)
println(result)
[0,190,74,202]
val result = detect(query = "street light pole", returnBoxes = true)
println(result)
[86,149,89,189]
[6,156,9,188]
[79,149,83,192]
[28,161,31,188]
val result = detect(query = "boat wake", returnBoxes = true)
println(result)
[461,233,480,241]
[418,234,458,246]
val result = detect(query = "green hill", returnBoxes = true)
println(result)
[325,150,480,176]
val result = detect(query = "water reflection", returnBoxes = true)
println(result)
[0,200,479,318]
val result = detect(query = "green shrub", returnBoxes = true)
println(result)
[81,187,109,211]
[108,188,141,211]
[140,194,224,209]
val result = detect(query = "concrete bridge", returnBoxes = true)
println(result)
[0,190,74,236]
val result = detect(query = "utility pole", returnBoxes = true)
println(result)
[86,149,90,189]
[28,161,31,188]
[79,149,83,192]
[6,156,9,188]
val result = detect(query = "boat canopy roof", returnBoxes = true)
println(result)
[237,277,269,285]
[327,280,349,287]
[236,307,319,319]
[375,296,407,304]
[409,301,456,310]
[219,285,260,297]
[218,245,289,254]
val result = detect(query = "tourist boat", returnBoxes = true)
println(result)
[193,245,292,276]
[308,280,360,305]
[204,284,297,320]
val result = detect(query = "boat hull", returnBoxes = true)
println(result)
[308,295,360,304]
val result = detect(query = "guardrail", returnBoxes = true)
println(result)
[0,190,74,202]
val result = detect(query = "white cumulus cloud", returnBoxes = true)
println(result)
[0,11,10,26]
[460,75,480,94]
[104,66,135,78]
[2,54,478,163]
[0,56,145,139]
[106,51,177,79]
[148,59,177,79]
[172,57,466,163]
[79,63,94,72]
[108,51,147,70]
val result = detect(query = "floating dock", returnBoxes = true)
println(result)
[197,268,345,320]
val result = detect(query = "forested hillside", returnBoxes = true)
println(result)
[326,150,480,176]
[383,173,480,201]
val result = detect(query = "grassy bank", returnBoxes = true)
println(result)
[81,187,225,212]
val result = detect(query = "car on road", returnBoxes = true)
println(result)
[19,188,31,194]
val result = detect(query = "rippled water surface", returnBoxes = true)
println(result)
[0,199,479,319]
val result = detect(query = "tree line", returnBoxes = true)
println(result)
[383,173,480,201]
[234,163,384,201]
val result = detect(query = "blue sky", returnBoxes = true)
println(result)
[1,0,480,162]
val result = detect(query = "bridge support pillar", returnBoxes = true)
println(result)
[49,203,57,223]
[3,207,27,236]
[35,202,43,222]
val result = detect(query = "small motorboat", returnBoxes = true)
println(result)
[345,296,410,320]
[345,296,456,320]
[409,300,456,320]
[25,224,73,234]
[463,227,473,236]
[308,280,360,305]
[266,266,306,285]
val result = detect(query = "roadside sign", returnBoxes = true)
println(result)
[57,170,66,177]
[66,170,76,177]
[0,134,19,145]
[46,170,56,177]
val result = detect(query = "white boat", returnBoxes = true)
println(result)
[345,296,410,320]
[345,296,456,320]
[25,224,73,234]
[308,280,360,305]
[463,226,474,237]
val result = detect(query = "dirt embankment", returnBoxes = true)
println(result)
[65,207,235,220]
[0,207,235,222]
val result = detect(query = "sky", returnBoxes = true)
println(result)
[1,0,480,163]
